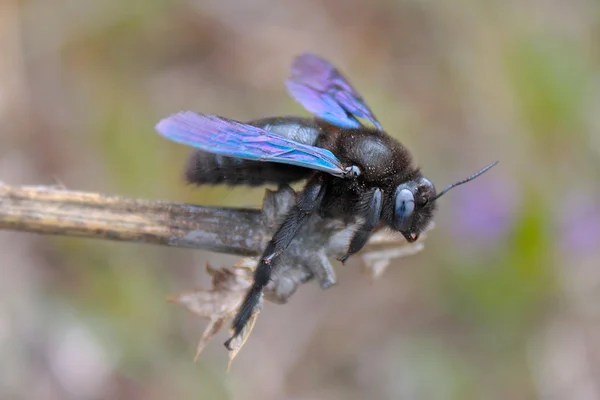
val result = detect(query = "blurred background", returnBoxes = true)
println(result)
[1,0,599,399]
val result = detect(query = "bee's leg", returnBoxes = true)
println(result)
[225,173,327,349]
[338,188,383,263]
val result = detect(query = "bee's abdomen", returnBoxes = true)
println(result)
[185,150,311,186]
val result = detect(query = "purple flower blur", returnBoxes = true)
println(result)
[450,174,520,247]
[559,192,600,257]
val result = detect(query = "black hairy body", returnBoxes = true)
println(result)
[186,116,437,346]
[186,116,434,229]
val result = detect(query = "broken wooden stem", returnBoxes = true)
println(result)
[0,182,265,256]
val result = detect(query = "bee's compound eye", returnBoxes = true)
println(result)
[395,188,415,230]
[397,189,415,215]
[344,165,361,178]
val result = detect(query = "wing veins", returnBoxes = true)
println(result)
[286,53,382,130]
[156,111,348,178]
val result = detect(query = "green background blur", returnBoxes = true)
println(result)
[1,1,599,399]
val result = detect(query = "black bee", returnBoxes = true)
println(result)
[156,53,497,348]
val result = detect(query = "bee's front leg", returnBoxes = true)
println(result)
[338,188,383,263]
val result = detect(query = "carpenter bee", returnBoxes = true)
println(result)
[155,54,497,348]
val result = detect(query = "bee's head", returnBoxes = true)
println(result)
[393,161,499,242]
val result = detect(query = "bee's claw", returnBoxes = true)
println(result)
[337,254,350,264]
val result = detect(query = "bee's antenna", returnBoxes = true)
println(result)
[434,161,499,200]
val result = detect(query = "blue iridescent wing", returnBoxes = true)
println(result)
[285,53,382,130]
[155,111,348,177]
